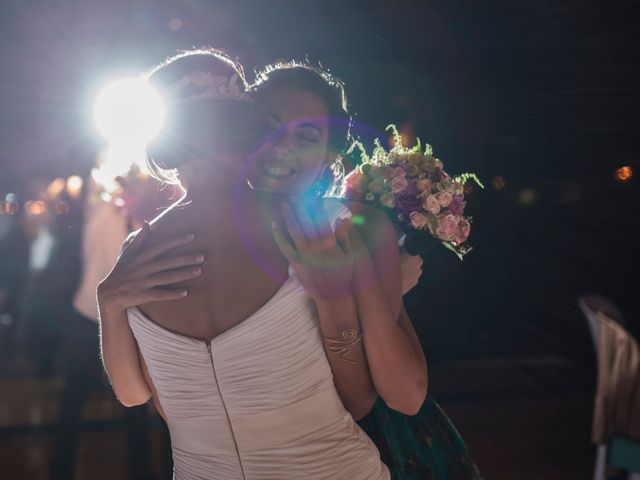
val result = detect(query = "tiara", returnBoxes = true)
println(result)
[169,72,250,104]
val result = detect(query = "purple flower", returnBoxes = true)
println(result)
[430,168,444,182]
[396,187,422,216]
[448,195,465,215]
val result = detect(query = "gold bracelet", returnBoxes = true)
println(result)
[322,329,362,364]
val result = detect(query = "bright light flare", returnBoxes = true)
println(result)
[94,77,166,146]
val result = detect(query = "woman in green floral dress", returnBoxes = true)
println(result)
[357,252,483,480]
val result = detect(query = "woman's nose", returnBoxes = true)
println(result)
[270,144,295,162]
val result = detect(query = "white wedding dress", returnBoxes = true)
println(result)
[127,199,390,480]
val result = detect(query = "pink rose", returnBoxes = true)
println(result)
[436,214,459,241]
[438,191,453,207]
[415,178,432,192]
[454,217,471,244]
[380,192,396,208]
[382,166,396,179]
[396,188,422,215]
[392,167,405,178]
[430,168,444,183]
[424,194,441,215]
[410,212,429,229]
[391,175,409,194]
[405,164,420,177]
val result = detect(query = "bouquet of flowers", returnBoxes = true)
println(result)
[338,125,483,259]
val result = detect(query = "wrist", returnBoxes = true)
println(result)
[313,293,360,336]
[97,285,127,318]
[312,290,355,312]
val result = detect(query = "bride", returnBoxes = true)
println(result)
[97,48,427,479]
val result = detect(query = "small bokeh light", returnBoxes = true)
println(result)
[24,200,47,215]
[66,176,83,198]
[614,165,633,182]
[45,178,66,199]
[1,194,19,215]
[169,18,183,31]
[1,201,19,215]
[492,176,507,191]
[518,188,537,205]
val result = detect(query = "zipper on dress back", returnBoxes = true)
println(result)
[206,341,247,480]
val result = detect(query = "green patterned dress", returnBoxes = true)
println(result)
[357,395,483,480]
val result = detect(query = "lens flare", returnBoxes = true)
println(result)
[94,77,166,146]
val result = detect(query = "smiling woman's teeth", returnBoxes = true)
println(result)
[265,165,294,177]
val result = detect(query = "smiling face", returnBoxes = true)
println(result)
[246,87,334,195]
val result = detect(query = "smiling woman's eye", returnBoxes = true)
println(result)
[296,128,320,143]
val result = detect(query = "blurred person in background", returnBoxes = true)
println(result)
[51,164,172,480]
[0,203,29,358]
[17,178,82,378]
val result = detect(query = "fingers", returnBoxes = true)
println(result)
[307,196,332,238]
[141,253,205,276]
[346,221,367,253]
[334,218,352,255]
[280,203,307,249]
[289,197,318,239]
[143,266,202,288]
[136,233,195,263]
[130,221,152,252]
[137,288,189,304]
[272,221,298,264]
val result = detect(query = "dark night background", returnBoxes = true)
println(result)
[1,1,638,478]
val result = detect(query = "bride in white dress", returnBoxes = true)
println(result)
[97,48,428,479]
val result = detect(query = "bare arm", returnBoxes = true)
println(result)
[273,199,426,418]
[97,223,204,407]
[273,200,378,419]
[99,305,151,407]
[346,203,428,415]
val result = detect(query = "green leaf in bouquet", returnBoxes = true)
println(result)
[385,124,403,148]
[346,140,371,164]
[424,143,433,156]
[442,241,473,261]
[455,173,485,189]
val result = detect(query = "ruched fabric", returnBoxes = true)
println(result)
[127,198,389,480]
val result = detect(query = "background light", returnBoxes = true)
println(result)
[66,176,83,198]
[94,77,166,146]
[614,165,633,182]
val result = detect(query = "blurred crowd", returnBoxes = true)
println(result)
[0,156,176,479]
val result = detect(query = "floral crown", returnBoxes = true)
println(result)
[169,72,250,104]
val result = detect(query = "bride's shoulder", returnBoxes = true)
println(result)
[131,198,193,249]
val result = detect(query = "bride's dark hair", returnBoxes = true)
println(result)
[144,47,249,184]
[250,62,352,195]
